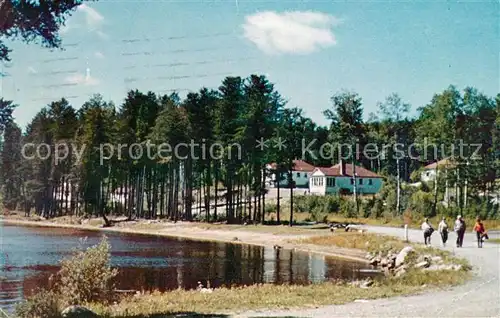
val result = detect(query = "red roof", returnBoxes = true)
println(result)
[268,160,315,172]
[423,158,456,170]
[313,163,382,178]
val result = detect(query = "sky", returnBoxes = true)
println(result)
[1,0,499,130]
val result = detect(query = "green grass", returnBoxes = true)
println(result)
[488,238,500,244]
[89,270,470,318]
[294,231,471,268]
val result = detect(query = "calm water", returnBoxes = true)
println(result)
[0,224,376,311]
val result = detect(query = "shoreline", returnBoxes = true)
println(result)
[0,217,368,263]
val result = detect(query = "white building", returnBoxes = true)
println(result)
[420,158,456,182]
[309,161,383,196]
[266,160,316,188]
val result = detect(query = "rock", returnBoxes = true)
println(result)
[380,257,389,267]
[431,256,443,264]
[395,268,407,277]
[354,299,369,303]
[415,261,430,269]
[61,305,98,318]
[360,279,373,288]
[387,258,396,269]
[394,264,408,277]
[369,257,379,266]
[365,252,373,260]
[383,267,392,276]
[395,246,414,268]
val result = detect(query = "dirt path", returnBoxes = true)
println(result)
[237,225,500,318]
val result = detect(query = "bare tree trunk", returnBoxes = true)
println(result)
[396,157,400,215]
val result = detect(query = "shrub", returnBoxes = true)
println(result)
[409,190,435,217]
[15,289,62,318]
[340,199,357,218]
[264,203,277,214]
[15,237,118,317]
[57,235,118,305]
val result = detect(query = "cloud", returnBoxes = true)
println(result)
[27,66,37,74]
[94,51,105,59]
[78,4,104,29]
[242,11,341,55]
[59,4,105,37]
[65,72,99,86]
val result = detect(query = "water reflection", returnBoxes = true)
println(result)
[1,224,378,312]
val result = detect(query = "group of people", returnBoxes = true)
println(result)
[421,216,489,248]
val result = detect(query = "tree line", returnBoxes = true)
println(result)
[1,76,499,225]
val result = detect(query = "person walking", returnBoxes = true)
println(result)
[421,218,434,245]
[438,217,449,247]
[473,216,488,248]
[454,215,466,247]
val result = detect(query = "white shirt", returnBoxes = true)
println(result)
[421,222,432,231]
[438,220,448,232]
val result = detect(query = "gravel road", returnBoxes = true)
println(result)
[237,225,500,318]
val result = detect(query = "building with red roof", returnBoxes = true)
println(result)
[309,160,383,195]
[266,159,316,188]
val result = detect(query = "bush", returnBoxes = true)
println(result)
[57,236,118,305]
[15,289,62,318]
[16,236,118,317]
[409,190,435,217]
[340,199,357,218]
[264,202,277,214]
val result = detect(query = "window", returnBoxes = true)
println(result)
[368,179,373,185]
[350,178,354,185]
[327,177,335,187]
[297,172,301,178]
[359,178,363,185]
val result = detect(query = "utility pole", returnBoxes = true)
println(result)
[396,157,401,215]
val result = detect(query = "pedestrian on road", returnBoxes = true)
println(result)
[421,218,434,245]
[438,217,449,246]
[473,216,488,248]
[454,215,466,247]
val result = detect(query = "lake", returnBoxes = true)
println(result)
[0,224,376,312]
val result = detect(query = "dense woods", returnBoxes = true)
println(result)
[1,76,499,224]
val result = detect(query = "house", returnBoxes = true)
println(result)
[266,160,316,188]
[420,158,456,182]
[309,161,383,195]
[420,158,458,206]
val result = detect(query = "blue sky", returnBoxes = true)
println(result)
[1,0,498,129]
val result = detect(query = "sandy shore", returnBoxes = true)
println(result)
[1,217,367,263]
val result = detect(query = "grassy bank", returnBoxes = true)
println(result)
[90,271,469,317]
[295,232,470,268]
[90,232,471,317]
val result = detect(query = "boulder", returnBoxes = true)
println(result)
[360,279,373,288]
[380,257,389,267]
[431,256,443,264]
[395,246,414,268]
[387,258,396,269]
[369,257,379,266]
[61,305,98,318]
[415,260,430,269]
[395,268,407,277]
